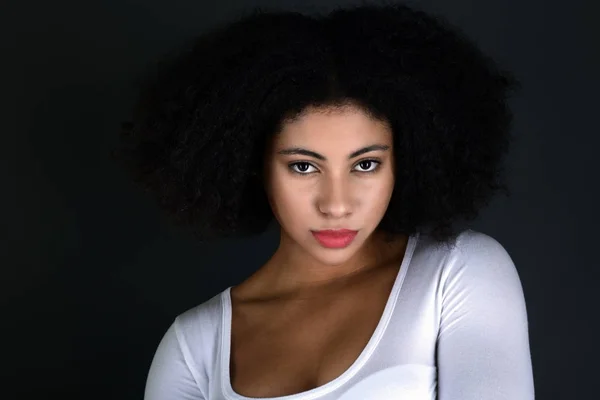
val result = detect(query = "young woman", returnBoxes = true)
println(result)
[116,3,535,399]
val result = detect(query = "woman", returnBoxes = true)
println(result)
[116,3,535,399]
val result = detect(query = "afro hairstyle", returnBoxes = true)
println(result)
[114,2,521,244]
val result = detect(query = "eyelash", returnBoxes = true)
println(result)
[288,159,382,175]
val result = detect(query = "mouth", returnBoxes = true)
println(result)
[311,229,358,249]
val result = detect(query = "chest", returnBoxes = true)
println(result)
[228,270,397,398]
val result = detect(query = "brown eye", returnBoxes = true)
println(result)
[354,160,380,173]
[296,163,310,172]
[289,162,317,174]
[359,161,372,170]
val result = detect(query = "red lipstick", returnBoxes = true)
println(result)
[311,229,358,249]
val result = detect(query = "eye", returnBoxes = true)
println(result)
[353,159,381,173]
[289,162,318,174]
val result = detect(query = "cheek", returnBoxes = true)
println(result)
[361,178,394,211]
[354,167,395,219]
[268,171,313,223]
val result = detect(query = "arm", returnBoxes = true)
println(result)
[144,321,207,400]
[437,231,535,399]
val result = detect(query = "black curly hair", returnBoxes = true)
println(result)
[114,2,520,244]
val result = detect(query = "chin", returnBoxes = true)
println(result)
[307,241,363,267]
[311,252,356,267]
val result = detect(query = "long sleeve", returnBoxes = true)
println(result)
[436,231,535,399]
[144,321,207,400]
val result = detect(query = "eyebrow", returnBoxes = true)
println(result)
[277,144,390,161]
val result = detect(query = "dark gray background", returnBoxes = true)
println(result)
[2,0,598,398]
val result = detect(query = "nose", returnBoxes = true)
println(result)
[316,176,353,218]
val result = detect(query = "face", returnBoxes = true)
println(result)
[264,104,395,267]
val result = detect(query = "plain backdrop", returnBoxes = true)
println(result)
[2,0,598,398]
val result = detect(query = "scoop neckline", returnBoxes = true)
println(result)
[220,231,420,400]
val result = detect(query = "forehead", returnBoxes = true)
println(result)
[274,105,392,150]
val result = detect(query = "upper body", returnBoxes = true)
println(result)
[144,229,535,400]
[116,3,532,400]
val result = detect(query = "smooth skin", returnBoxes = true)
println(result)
[229,104,410,397]
[238,104,408,298]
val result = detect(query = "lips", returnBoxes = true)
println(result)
[311,229,358,249]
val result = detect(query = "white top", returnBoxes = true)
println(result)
[144,229,535,400]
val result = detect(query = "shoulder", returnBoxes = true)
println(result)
[451,229,519,280]
[433,230,535,399]
[435,229,527,310]
[174,290,225,345]
[155,290,225,377]
[413,229,519,289]
[145,292,226,400]
[455,229,513,259]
